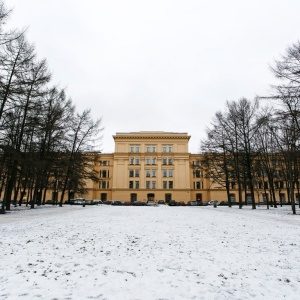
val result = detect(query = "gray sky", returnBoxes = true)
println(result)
[6,0,300,153]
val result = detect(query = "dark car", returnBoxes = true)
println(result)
[132,201,147,206]
[103,200,113,205]
[85,200,98,205]
[157,200,165,205]
[168,200,178,206]
[177,201,186,206]
[111,200,124,206]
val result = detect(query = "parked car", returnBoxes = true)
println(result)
[45,199,56,205]
[92,200,103,205]
[111,200,124,206]
[147,200,157,206]
[73,198,85,205]
[65,199,75,205]
[168,200,178,206]
[208,200,219,206]
[202,201,209,206]
[84,200,98,205]
[132,201,147,206]
[103,200,113,205]
[187,201,198,206]
[157,200,165,205]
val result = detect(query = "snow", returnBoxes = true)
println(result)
[0,204,299,300]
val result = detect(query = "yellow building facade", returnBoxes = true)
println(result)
[84,131,229,203]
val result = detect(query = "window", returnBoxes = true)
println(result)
[168,158,173,165]
[135,158,140,165]
[129,170,139,177]
[162,170,167,177]
[231,182,236,189]
[100,161,109,166]
[152,170,156,177]
[168,181,173,189]
[146,181,150,189]
[130,145,140,152]
[193,160,200,166]
[129,157,134,165]
[146,158,151,165]
[101,181,109,189]
[168,170,173,177]
[194,170,201,178]
[162,158,167,165]
[162,145,172,152]
[152,157,156,165]
[146,145,156,152]
[129,181,139,189]
[146,170,151,177]
[152,181,156,189]
[100,170,109,178]
[163,181,167,189]
[194,181,201,189]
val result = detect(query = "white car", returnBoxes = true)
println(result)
[208,200,218,206]
[147,200,157,206]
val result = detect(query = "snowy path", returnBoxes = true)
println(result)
[0,205,299,300]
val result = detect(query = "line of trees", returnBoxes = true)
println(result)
[201,41,300,214]
[0,1,103,212]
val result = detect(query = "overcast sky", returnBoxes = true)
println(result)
[5,0,300,153]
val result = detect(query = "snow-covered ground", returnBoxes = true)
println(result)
[0,204,299,300]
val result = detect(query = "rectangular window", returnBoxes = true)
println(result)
[168,146,172,152]
[130,157,134,165]
[168,181,173,189]
[135,181,139,189]
[163,181,167,189]
[146,181,150,189]
[135,170,140,177]
[162,170,167,177]
[135,158,140,165]
[130,146,134,152]
[129,181,133,189]
[168,170,173,177]
[101,181,107,189]
[152,170,156,177]
[146,157,151,165]
[136,146,140,152]
[168,158,173,165]
[146,170,150,177]
[195,181,201,189]
[146,146,151,152]
[162,146,167,152]
[162,158,167,165]
[194,170,201,178]
[152,146,156,152]
[129,170,134,177]
[152,157,156,165]
[152,181,156,189]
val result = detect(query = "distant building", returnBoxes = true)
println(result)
[82,131,228,202]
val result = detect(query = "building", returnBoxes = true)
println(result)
[83,131,229,203]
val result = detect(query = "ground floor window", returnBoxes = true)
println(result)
[229,193,235,203]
